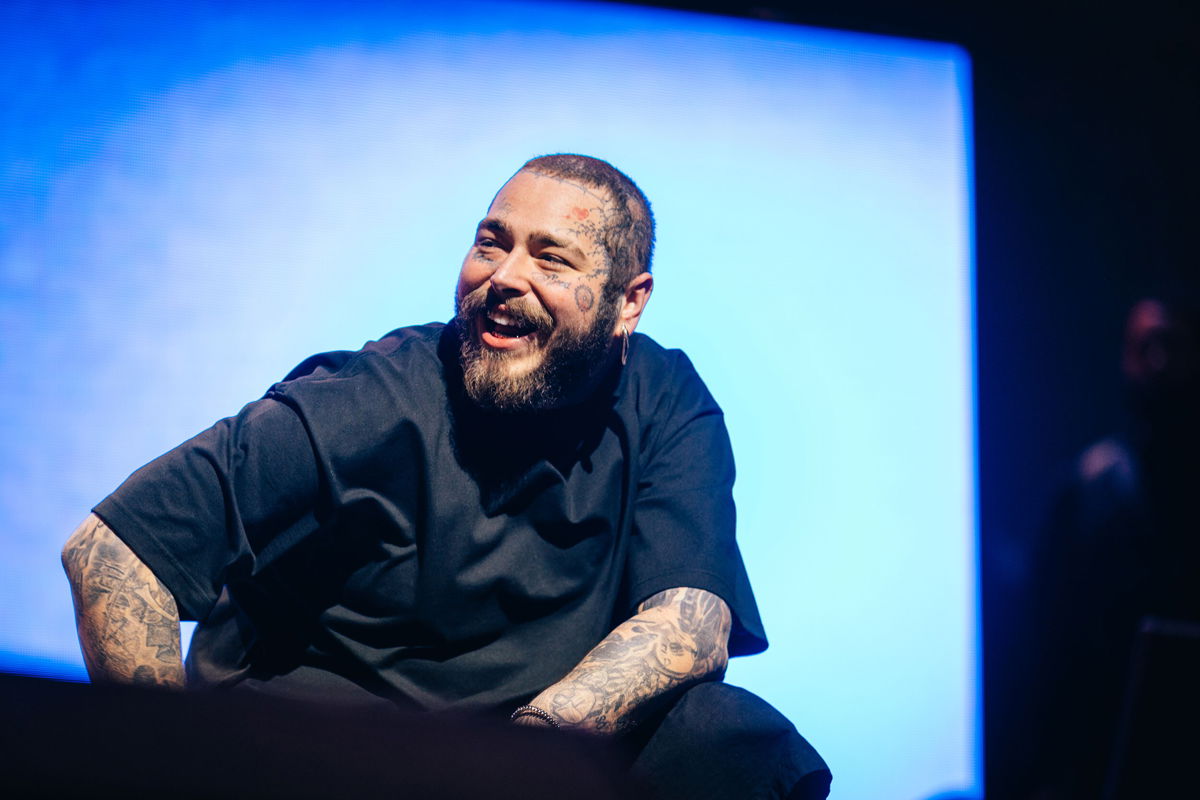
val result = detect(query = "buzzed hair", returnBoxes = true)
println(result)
[520,154,655,303]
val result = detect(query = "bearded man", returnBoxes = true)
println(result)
[62,154,830,799]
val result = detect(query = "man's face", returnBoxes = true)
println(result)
[1123,299,1195,388]
[454,170,620,411]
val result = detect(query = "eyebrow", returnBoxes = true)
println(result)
[531,232,587,261]
[476,218,590,264]
[477,218,512,239]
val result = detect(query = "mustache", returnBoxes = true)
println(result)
[456,285,554,332]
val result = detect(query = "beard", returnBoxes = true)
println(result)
[454,286,620,413]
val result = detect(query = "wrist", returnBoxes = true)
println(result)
[510,704,561,730]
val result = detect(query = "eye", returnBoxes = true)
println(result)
[539,253,569,267]
[476,236,498,248]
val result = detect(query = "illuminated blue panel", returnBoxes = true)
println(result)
[0,2,976,797]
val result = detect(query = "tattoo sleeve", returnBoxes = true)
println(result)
[61,513,185,688]
[524,587,731,735]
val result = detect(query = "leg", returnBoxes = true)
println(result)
[625,681,831,800]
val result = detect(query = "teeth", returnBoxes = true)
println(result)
[487,311,517,326]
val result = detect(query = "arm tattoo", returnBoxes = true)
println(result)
[62,514,185,688]
[528,587,731,735]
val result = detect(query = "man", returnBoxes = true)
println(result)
[63,154,829,798]
[1027,294,1200,798]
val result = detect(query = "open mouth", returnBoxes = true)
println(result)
[480,307,542,348]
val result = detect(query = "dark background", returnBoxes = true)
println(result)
[640,1,1198,796]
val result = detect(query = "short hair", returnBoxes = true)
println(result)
[519,154,654,303]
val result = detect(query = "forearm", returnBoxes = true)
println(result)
[524,587,731,735]
[61,513,185,688]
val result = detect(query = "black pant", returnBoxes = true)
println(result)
[622,682,831,800]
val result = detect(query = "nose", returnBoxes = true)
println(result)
[488,250,532,299]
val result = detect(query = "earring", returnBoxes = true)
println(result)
[621,324,630,366]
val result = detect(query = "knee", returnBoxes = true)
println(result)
[633,682,831,800]
[676,681,795,738]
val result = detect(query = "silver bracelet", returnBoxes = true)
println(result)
[510,704,561,729]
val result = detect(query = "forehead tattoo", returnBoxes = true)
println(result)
[492,171,620,271]
[524,169,610,204]
[561,206,617,269]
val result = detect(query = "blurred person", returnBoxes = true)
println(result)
[1030,294,1200,798]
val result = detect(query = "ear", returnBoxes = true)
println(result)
[616,272,654,335]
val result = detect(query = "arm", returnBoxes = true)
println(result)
[61,513,185,688]
[515,586,731,735]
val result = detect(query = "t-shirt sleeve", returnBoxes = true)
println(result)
[625,350,768,657]
[92,396,321,621]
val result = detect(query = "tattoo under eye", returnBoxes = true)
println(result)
[538,272,573,290]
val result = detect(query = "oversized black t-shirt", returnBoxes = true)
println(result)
[95,323,766,713]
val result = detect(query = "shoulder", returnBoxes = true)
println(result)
[625,332,698,375]
[263,323,451,439]
[275,323,447,385]
[620,333,730,465]
[622,332,720,419]
[1054,435,1141,533]
[1076,436,1137,487]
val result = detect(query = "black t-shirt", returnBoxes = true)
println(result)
[95,323,766,713]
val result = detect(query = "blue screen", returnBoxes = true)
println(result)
[0,2,977,797]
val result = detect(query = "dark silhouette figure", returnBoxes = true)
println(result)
[1030,296,1200,798]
